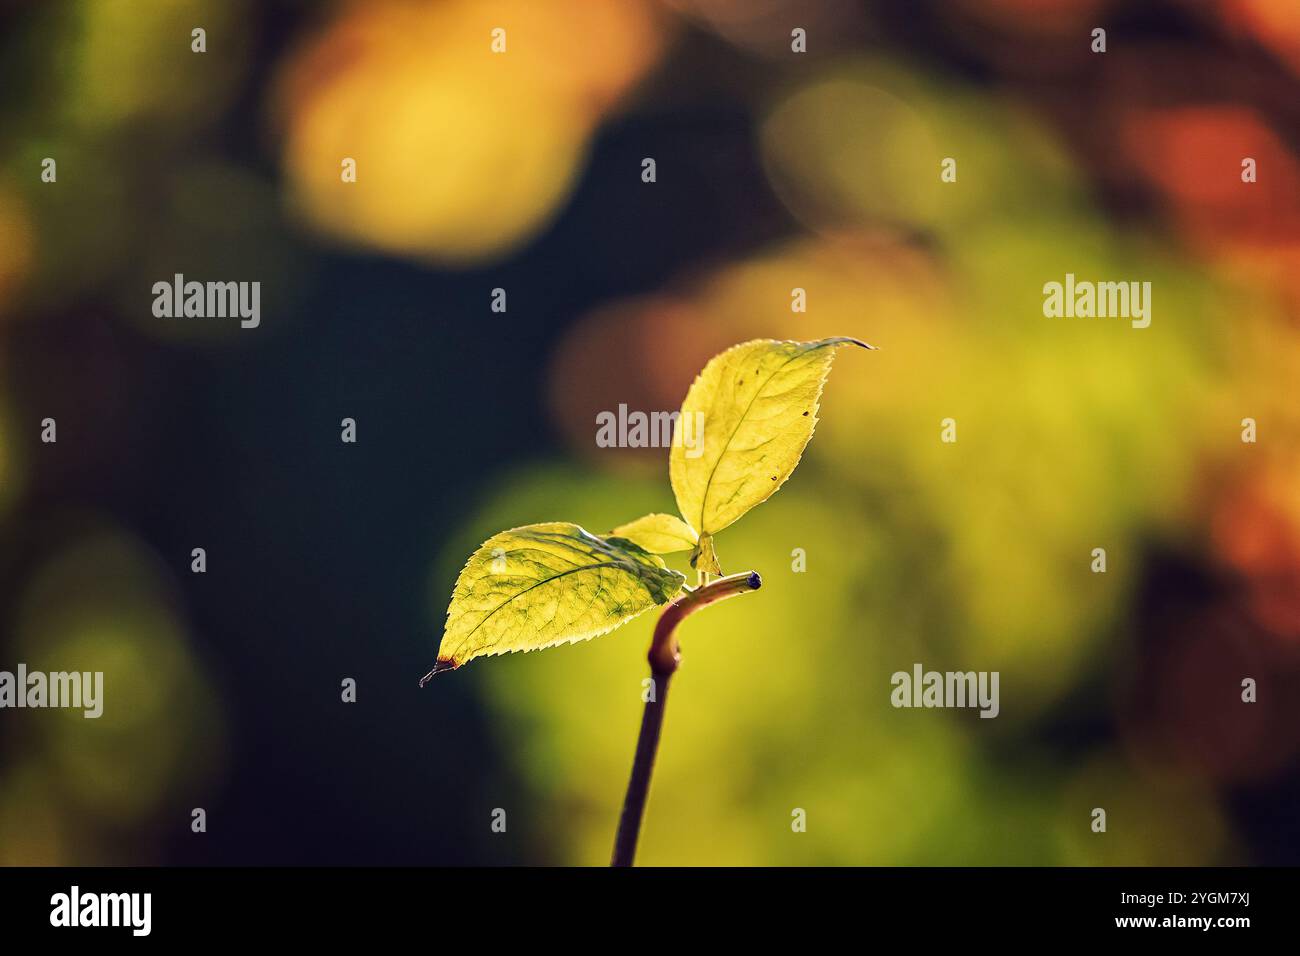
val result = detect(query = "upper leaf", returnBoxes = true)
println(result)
[670,337,872,538]
[609,513,699,554]
[432,522,686,674]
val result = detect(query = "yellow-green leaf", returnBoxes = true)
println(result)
[690,533,722,575]
[670,337,872,537]
[432,522,686,674]
[609,513,699,554]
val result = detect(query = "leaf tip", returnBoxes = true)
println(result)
[418,658,459,687]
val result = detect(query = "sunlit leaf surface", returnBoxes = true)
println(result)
[434,522,685,673]
[609,512,699,554]
[670,337,872,541]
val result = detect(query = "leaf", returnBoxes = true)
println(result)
[431,522,686,675]
[690,533,722,575]
[670,337,872,538]
[609,513,699,554]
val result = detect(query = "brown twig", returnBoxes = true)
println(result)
[610,570,762,866]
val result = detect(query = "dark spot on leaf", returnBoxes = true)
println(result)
[802,411,809,416]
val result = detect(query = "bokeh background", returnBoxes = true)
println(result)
[0,0,1297,866]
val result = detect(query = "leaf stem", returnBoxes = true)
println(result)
[610,570,761,866]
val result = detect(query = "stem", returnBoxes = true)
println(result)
[610,665,673,868]
[610,570,762,867]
